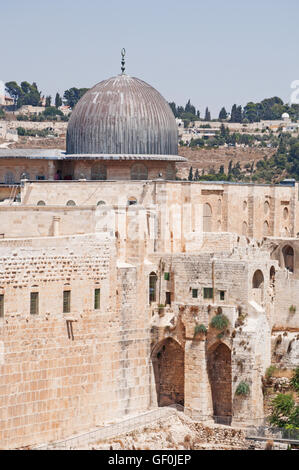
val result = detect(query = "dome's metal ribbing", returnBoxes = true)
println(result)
[66,75,178,155]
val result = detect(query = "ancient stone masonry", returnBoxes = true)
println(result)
[0,65,298,449]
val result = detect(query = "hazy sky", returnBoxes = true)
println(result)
[1,0,299,117]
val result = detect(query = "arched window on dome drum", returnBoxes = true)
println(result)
[97,200,106,206]
[66,200,76,206]
[166,164,174,180]
[5,172,14,184]
[37,200,46,206]
[91,163,107,180]
[131,163,148,180]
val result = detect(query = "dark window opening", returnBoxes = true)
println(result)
[203,287,213,299]
[94,288,101,310]
[165,292,171,305]
[30,292,39,315]
[192,288,198,298]
[63,290,71,313]
[0,295,4,317]
[220,291,225,301]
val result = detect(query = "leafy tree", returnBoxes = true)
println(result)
[194,168,199,180]
[219,107,227,120]
[5,81,23,108]
[5,81,41,108]
[269,394,299,429]
[63,87,89,108]
[204,107,211,121]
[55,92,62,108]
[45,96,51,107]
[43,106,63,117]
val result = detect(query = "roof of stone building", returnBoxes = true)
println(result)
[0,149,186,161]
[66,74,180,158]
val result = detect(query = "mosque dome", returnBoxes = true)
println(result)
[66,74,178,156]
[282,112,290,120]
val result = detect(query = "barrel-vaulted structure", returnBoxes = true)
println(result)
[66,74,179,156]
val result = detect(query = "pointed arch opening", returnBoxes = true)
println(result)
[282,245,294,273]
[151,338,184,407]
[207,342,232,424]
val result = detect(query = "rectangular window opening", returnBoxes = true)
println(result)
[164,272,170,281]
[165,291,171,305]
[192,288,198,299]
[63,290,71,313]
[94,288,101,310]
[0,294,4,318]
[30,292,39,315]
[203,287,213,299]
[220,290,225,301]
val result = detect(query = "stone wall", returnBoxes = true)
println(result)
[0,235,151,449]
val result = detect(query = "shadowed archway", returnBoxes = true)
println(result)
[207,342,232,424]
[151,338,184,407]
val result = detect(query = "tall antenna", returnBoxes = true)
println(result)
[121,48,126,74]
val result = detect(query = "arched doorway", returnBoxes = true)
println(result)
[149,272,158,303]
[282,245,294,273]
[152,338,184,407]
[207,343,232,424]
[203,203,212,232]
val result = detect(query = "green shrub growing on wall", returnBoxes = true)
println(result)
[290,367,299,393]
[269,393,299,429]
[194,324,207,336]
[265,365,277,380]
[210,314,229,330]
[236,381,250,396]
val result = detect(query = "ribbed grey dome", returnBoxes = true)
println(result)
[66,74,178,155]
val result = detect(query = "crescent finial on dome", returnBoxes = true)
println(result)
[121,48,126,74]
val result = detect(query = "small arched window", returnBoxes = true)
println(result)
[203,203,212,232]
[242,221,248,236]
[37,200,46,206]
[252,269,264,289]
[149,272,158,303]
[131,163,148,180]
[263,220,269,236]
[282,245,294,272]
[97,200,106,206]
[283,207,289,220]
[66,200,76,206]
[270,266,275,282]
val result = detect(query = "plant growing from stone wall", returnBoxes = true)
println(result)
[289,305,296,315]
[235,381,250,396]
[194,324,207,336]
[210,314,229,330]
[290,367,299,393]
